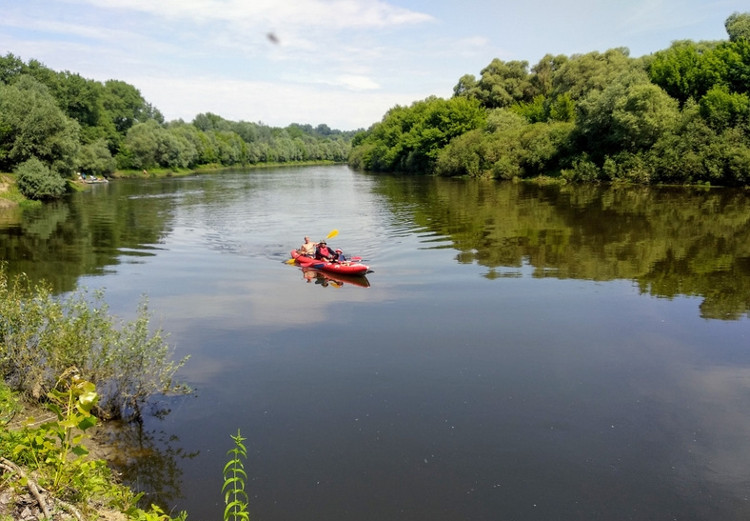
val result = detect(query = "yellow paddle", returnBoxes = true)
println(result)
[286,229,338,263]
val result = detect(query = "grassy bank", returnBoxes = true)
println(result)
[111,159,342,179]
[1,380,184,521]
[0,173,34,209]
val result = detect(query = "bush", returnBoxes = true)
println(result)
[0,265,190,421]
[14,157,67,200]
[561,155,601,182]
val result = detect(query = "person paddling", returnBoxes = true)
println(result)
[315,239,339,262]
[297,236,317,257]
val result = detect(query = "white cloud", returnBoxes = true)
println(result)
[127,74,425,129]
[333,75,380,91]
[73,0,434,30]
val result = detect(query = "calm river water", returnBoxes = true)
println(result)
[2,165,750,520]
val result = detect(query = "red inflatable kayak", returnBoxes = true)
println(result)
[290,250,370,276]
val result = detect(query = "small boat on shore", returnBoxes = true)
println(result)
[290,249,370,276]
[78,173,109,184]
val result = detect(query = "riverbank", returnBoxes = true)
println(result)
[0,161,344,207]
[0,367,188,521]
[111,159,342,179]
[0,265,191,521]
[0,385,135,521]
[0,173,27,209]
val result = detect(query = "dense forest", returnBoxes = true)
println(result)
[349,12,750,187]
[0,54,355,200]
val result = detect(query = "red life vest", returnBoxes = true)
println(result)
[317,245,334,259]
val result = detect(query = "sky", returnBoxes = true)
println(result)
[1,0,748,131]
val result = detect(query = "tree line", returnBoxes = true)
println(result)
[349,12,750,186]
[0,54,355,200]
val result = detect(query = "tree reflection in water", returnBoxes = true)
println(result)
[93,412,198,510]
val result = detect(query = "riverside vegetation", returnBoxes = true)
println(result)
[2,13,749,205]
[0,54,355,202]
[2,11,749,521]
[349,12,750,186]
[0,264,245,520]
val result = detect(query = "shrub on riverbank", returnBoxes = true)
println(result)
[14,158,68,201]
[0,264,190,421]
[0,264,191,519]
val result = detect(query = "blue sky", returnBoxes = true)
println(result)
[1,0,747,130]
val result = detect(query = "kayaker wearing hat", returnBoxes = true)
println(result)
[315,239,340,262]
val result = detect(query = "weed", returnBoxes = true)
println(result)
[223,429,250,521]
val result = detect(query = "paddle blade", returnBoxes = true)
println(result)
[285,258,296,264]
[326,229,339,239]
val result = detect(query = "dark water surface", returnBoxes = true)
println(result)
[2,165,750,520]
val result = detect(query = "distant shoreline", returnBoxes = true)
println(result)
[0,161,345,207]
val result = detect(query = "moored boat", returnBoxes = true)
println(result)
[290,249,370,275]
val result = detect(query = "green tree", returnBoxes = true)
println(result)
[193,112,232,133]
[119,120,201,169]
[14,157,67,200]
[54,72,104,136]
[350,96,486,173]
[530,54,569,97]
[576,71,679,157]
[0,53,25,84]
[0,75,80,176]
[550,48,638,101]
[699,84,750,130]
[215,131,246,165]
[102,80,162,137]
[725,12,750,42]
[453,73,478,97]
[648,40,711,103]
[118,120,160,169]
[611,82,681,151]
[77,138,116,176]
[167,121,203,167]
[454,59,533,108]
[711,38,750,96]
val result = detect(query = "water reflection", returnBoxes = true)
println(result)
[2,167,750,520]
[0,170,748,313]
[299,267,371,288]
[371,177,750,320]
[93,415,198,509]
[0,183,175,292]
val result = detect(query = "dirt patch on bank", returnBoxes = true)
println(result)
[0,176,18,208]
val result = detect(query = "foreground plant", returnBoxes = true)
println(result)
[44,368,99,492]
[3,369,100,517]
[223,429,250,521]
[0,377,187,520]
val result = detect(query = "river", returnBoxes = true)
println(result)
[1,165,750,520]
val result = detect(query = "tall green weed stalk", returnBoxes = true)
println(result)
[223,429,250,521]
